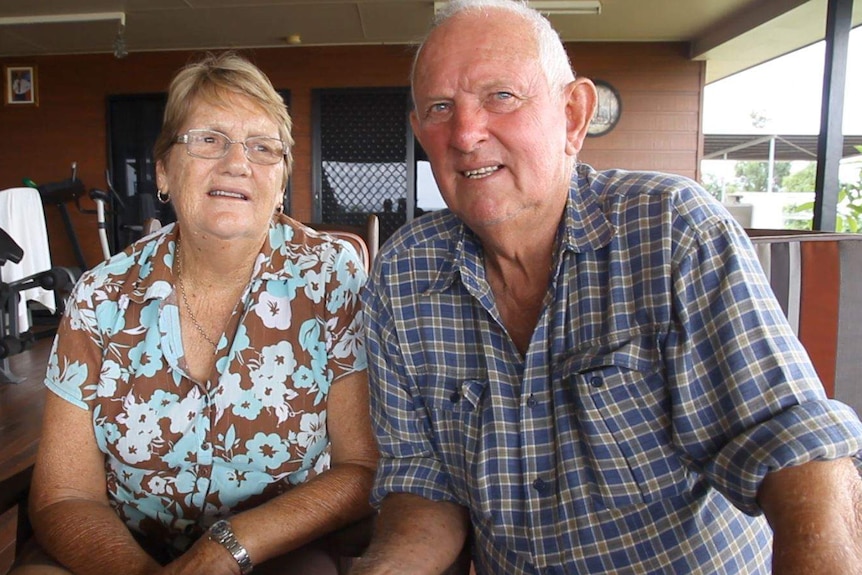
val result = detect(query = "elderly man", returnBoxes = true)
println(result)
[353,1,862,573]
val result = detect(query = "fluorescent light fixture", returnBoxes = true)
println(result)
[529,1,601,15]
[0,11,126,26]
[434,1,601,15]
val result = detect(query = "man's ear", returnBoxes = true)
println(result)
[409,109,423,147]
[564,78,597,156]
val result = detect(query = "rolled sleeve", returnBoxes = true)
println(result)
[668,218,862,513]
[362,270,458,507]
[709,400,862,514]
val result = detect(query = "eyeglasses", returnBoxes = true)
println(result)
[174,129,287,165]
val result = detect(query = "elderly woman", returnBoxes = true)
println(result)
[12,52,377,575]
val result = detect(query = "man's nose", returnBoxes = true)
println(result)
[449,106,488,153]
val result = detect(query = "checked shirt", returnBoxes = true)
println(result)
[362,164,862,574]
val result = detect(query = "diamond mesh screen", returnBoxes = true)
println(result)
[316,89,410,242]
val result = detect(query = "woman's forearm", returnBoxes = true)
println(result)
[229,461,377,565]
[31,498,162,575]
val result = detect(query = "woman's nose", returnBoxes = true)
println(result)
[221,141,252,172]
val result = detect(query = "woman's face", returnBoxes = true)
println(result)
[156,92,286,244]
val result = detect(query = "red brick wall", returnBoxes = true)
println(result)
[0,42,703,268]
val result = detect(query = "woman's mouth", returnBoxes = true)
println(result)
[209,190,248,200]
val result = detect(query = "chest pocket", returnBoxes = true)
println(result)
[424,377,490,502]
[560,335,690,509]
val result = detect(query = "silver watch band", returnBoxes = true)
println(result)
[208,519,254,574]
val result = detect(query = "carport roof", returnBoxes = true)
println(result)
[704,134,862,161]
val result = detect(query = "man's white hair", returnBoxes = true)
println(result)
[411,0,576,102]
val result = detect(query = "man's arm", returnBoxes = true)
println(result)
[349,493,470,575]
[758,457,862,573]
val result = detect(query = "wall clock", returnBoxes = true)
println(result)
[587,79,621,137]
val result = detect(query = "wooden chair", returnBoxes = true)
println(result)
[304,215,477,573]
[304,214,380,270]
[142,217,163,236]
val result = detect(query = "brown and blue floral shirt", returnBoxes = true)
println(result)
[46,216,367,551]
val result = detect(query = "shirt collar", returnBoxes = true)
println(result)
[127,224,176,303]
[128,218,296,303]
[427,164,615,295]
[560,163,616,254]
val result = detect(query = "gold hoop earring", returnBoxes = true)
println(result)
[157,189,170,204]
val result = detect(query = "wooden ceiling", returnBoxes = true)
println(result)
[0,0,860,83]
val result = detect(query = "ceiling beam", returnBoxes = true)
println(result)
[690,0,808,59]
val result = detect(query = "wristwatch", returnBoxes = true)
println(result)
[208,519,254,574]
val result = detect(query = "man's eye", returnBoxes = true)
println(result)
[486,92,521,112]
[430,102,449,113]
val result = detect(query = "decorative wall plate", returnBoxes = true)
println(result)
[587,79,621,137]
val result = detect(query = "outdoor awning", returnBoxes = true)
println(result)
[704,134,862,161]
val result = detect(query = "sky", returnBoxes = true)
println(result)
[703,26,862,135]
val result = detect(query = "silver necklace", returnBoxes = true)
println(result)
[176,238,219,353]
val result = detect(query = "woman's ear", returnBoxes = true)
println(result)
[155,160,168,192]
[564,78,597,156]
[156,160,169,195]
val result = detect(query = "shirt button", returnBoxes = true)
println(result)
[449,391,461,403]
[527,395,538,408]
[590,376,604,388]
[532,477,548,495]
[201,442,211,451]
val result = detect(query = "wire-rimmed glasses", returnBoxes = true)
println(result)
[174,129,286,165]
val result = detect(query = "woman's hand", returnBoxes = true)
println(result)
[198,371,379,567]
[156,535,241,575]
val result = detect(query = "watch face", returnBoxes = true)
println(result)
[587,80,621,137]
[210,520,229,538]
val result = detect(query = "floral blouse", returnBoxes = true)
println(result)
[45,217,367,550]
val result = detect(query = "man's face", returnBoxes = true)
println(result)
[410,9,586,234]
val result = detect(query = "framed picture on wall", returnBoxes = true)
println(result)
[4,65,38,106]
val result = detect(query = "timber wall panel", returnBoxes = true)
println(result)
[0,42,703,268]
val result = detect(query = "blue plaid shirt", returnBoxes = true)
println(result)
[362,164,862,574]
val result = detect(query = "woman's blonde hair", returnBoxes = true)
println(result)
[153,51,294,188]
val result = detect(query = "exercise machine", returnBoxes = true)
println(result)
[0,228,73,383]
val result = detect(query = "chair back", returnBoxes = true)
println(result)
[142,218,163,236]
[304,214,380,272]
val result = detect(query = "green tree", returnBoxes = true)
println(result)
[784,147,862,232]
[782,163,817,192]
[734,161,792,192]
